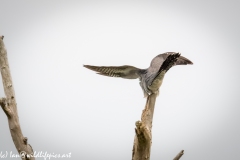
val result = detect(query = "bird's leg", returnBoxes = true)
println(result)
[148,71,166,94]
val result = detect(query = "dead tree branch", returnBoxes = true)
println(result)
[0,36,35,160]
[132,71,184,160]
[132,93,157,160]
[173,150,184,160]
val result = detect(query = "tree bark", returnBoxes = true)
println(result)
[132,93,157,160]
[0,36,35,160]
[132,71,184,160]
[173,150,184,160]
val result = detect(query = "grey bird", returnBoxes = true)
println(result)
[84,52,193,97]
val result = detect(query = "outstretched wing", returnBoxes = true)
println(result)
[83,65,140,79]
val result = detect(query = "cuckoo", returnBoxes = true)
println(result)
[84,52,193,97]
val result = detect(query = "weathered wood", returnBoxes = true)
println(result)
[132,71,184,160]
[0,36,35,160]
[132,93,157,160]
[132,71,164,160]
[173,150,184,160]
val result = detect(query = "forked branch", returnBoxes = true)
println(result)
[132,71,184,160]
[0,36,35,160]
[132,93,157,160]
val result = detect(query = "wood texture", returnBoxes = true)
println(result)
[0,36,35,160]
[173,150,184,160]
[132,70,184,160]
[132,93,157,160]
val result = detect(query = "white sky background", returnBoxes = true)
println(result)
[0,0,240,160]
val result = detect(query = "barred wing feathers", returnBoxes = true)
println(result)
[83,65,140,79]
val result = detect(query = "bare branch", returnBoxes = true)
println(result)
[132,93,157,160]
[132,70,185,160]
[0,36,35,160]
[173,150,184,160]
